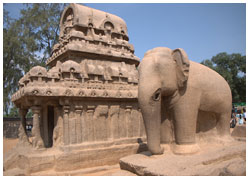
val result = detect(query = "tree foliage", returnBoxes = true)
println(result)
[19,4,66,64]
[201,52,246,103]
[3,10,35,116]
[3,4,66,117]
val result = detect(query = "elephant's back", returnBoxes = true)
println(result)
[189,61,232,112]
[189,61,230,91]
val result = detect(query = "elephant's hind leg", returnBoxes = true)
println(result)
[215,112,232,140]
[214,111,235,145]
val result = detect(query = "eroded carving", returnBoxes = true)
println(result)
[31,106,44,148]
[11,3,143,153]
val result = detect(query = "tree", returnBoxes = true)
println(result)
[19,3,67,65]
[3,4,67,117]
[201,52,246,103]
[3,10,35,116]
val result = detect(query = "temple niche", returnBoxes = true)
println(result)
[8,4,146,173]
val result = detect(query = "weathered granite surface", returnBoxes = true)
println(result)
[4,137,147,176]
[5,3,146,175]
[138,47,232,155]
[119,139,246,176]
[10,3,144,149]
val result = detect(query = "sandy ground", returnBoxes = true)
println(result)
[3,138,19,154]
[75,166,122,176]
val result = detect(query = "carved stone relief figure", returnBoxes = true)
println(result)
[94,105,109,141]
[109,105,120,139]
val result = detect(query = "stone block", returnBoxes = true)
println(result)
[119,140,246,176]
[28,154,55,174]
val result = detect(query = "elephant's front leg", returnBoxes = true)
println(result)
[172,100,200,155]
[141,100,164,155]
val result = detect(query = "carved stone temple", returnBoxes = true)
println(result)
[6,4,146,174]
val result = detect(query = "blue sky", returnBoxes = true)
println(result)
[3,3,246,63]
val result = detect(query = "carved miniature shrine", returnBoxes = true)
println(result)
[7,4,146,173]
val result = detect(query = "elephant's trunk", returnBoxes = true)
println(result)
[139,99,163,154]
[138,79,163,154]
[138,56,164,154]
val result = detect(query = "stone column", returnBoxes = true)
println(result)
[53,106,62,146]
[42,106,49,147]
[86,105,95,142]
[75,105,83,144]
[18,108,29,145]
[81,107,86,142]
[109,106,120,140]
[54,106,59,127]
[63,105,70,145]
[131,108,140,137]
[31,106,44,148]
[125,106,133,138]
[118,106,126,138]
[69,112,76,144]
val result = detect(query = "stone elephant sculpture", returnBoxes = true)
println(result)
[138,47,232,155]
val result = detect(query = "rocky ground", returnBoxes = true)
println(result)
[3,138,18,155]
[3,126,245,176]
[120,140,246,176]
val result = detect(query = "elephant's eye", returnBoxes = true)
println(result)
[152,89,161,101]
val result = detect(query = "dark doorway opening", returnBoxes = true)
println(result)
[47,106,54,147]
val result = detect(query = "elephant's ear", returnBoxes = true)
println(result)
[172,48,190,88]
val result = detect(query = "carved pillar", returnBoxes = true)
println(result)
[131,107,140,137]
[31,106,44,148]
[75,105,83,144]
[118,106,126,138]
[81,107,86,142]
[63,105,70,145]
[125,106,133,138]
[86,105,95,142]
[109,106,119,140]
[18,108,29,144]
[69,109,76,144]
[53,106,62,146]
[42,106,49,147]
[54,106,59,127]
